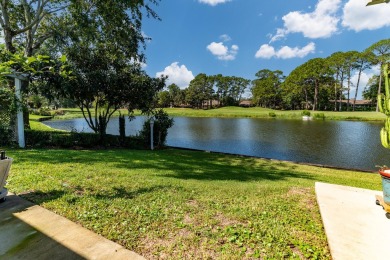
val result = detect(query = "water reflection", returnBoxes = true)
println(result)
[43,117,390,171]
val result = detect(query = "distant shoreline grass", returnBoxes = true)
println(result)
[5,148,381,259]
[43,107,385,122]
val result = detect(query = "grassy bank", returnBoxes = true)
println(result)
[162,107,385,121]
[50,107,386,121]
[5,148,381,259]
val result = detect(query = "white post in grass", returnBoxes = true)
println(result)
[150,117,155,150]
[15,77,25,148]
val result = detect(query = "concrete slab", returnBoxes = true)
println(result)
[0,194,145,260]
[315,182,390,260]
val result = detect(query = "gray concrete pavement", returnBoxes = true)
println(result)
[0,194,145,260]
[316,182,390,260]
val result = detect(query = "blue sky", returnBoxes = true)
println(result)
[142,0,390,98]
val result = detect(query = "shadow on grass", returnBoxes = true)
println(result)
[20,185,178,205]
[10,148,313,183]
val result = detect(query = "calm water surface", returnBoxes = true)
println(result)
[43,117,390,171]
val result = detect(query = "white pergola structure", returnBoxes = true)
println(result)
[6,72,28,148]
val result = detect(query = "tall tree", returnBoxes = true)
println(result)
[167,83,181,107]
[327,52,347,111]
[186,74,214,109]
[352,51,373,111]
[343,51,359,111]
[251,69,284,108]
[283,58,331,111]
[215,74,229,106]
[229,76,250,104]
[365,39,390,112]
[158,90,170,108]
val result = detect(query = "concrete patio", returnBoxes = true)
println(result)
[0,194,144,259]
[316,182,390,260]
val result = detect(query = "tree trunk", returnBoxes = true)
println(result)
[313,82,318,111]
[4,29,15,53]
[334,71,339,111]
[377,62,383,112]
[353,69,363,111]
[304,89,309,110]
[347,73,351,111]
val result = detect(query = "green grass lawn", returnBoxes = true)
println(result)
[52,108,132,120]
[5,148,381,259]
[52,107,386,121]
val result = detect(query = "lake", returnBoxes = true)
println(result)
[43,116,390,171]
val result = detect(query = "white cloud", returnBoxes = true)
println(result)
[156,62,194,89]
[255,44,276,59]
[255,42,315,59]
[220,34,231,42]
[270,0,341,42]
[342,0,390,31]
[198,0,230,6]
[207,42,239,61]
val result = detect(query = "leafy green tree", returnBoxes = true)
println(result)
[214,75,249,106]
[215,74,229,106]
[283,58,332,111]
[158,90,171,108]
[229,76,250,104]
[365,39,390,111]
[167,83,181,107]
[40,44,165,139]
[0,0,160,56]
[186,73,214,109]
[251,69,284,108]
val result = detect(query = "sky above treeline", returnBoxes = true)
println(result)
[142,0,390,99]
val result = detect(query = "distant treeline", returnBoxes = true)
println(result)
[158,39,390,111]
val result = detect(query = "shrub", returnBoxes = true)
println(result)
[268,112,276,118]
[313,113,326,120]
[53,109,65,116]
[301,110,311,116]
[139,109,174,148]
[25,130,144,149]
[30,108,52,116]
[0,87,16,145]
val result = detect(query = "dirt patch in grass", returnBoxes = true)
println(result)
[214,212,242,227]
[186,199,199,208]
[287,187,317,211]
[139,229,221,259]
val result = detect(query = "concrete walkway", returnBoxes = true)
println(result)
[316,182,390,260]
[0,194,144,260]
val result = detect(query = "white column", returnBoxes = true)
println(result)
[15,78,25,148]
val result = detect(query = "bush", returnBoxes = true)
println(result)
[0,87,16,145]
[268,112,276,118]
[25,130,144,149]
[53,109,65,116]
[30,108,52,116]
[301,110,311,116]
[139,109,174,148]
[313,113,326,120]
